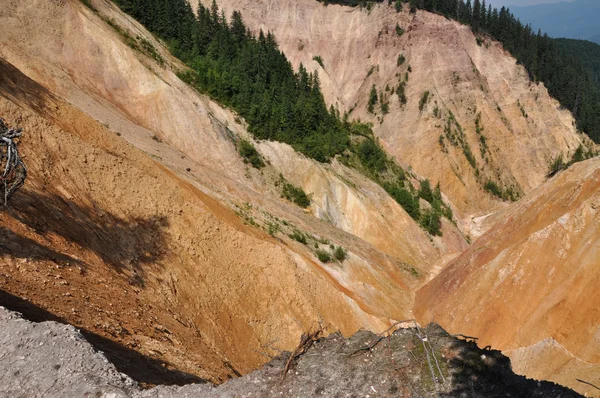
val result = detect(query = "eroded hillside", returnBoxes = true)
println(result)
[415,157,600,396]
[208,0,591,220]
[0,0,471,270]
[0,0,468,386]
[0,0,599,395]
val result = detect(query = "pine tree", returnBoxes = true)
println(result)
[472,0,481,32]
[368,85,378,114]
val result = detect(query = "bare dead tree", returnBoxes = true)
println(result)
[0,118,27,205]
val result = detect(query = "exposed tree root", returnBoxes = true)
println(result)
[0,118,26,205]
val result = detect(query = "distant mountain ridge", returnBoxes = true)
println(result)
[510,0,600,42]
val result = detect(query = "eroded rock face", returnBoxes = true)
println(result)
[0,0,597,394]
[415,158,600,396]
[0,58,408,384]
[0,0,454,385]
[0,307,580,398]
[207,0,589,218]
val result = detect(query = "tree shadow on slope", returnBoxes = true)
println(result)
[0,289,206,387]
[0,226,84,267]
[2,189,169,279]
[0,57,59,116]
[442,337,583,398]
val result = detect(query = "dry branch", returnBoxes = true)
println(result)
[348,319,416,357]
[281,329,322,380]
[577,379,600,391]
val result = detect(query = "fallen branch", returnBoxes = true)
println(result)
[348,319,415,357]
[281,329,322,379]
[349,336,385,357]
[577,379,600,391]
[414,324,440,397]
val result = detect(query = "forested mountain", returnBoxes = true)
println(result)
[554,38,600,87]
[2,0,599,395]
[322,0,600,143]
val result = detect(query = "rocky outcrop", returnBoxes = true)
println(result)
[0,306,580,398]
[0,306,139,397]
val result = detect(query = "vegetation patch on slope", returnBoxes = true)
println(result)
[339,127,453,236]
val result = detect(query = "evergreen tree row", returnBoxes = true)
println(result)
[325,0,600,142]
[113,0,351,162]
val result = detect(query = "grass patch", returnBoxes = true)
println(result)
[137,36,165,65]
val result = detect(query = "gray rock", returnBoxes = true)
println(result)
[0,307,582,398]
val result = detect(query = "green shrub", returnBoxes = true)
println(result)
[484,180,503,198]
[282,181,311,208]
[267,222,279,236]
[397,83,407,105]
[289,230,307,244]
[368,85,378,113]
[358,139,387,174]
[313,55,324,68]
[384,183,420,221]
[418,179,434,203]
[419,90,430,111]
[381,102,389,114]
[420,209,442,236]
[395,24,405,36]
[548,154,566,177]
[316,249,331,263]
[238,139,265,169]
[334,246,347,261]
[571,145,586,164]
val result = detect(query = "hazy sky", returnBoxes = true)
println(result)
[488,0,574,7]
